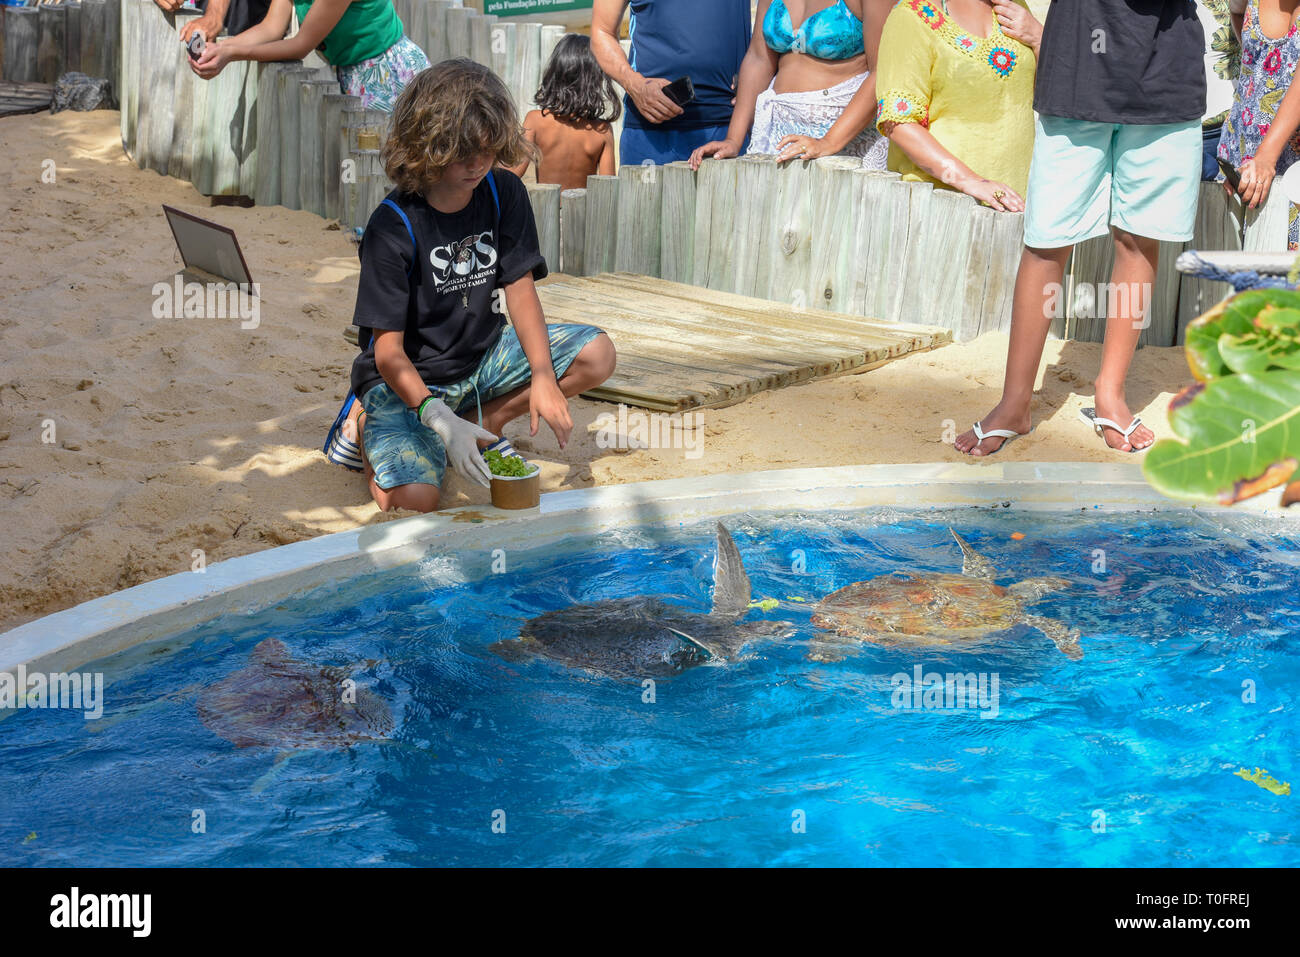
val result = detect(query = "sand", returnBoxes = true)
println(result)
[0,110,1192,632]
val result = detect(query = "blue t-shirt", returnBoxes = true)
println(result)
[624,0,751,130]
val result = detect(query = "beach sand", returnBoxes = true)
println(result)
[0,110,1192,632]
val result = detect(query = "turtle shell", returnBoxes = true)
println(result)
[810,572,1026,644]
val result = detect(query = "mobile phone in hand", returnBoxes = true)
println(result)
[1218,156,1243,193]
[662,76,695,107]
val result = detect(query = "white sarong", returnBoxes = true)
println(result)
[747,71,889,170]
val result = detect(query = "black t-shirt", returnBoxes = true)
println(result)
[197,0,273,37]
[349,170,547,398]
[1034,0,1206,125]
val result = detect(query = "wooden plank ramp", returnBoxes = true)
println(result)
[542,273,951,412]
[0,80,52,117]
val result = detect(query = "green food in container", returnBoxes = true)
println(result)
[485,449,538,477]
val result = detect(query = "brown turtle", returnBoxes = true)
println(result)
[196,638,394,749]
[809,529,1082,661]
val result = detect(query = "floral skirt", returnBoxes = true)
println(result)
[337,35,430,113]
[747,71,889,170]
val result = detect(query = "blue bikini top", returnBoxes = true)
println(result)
[763,0,865,60]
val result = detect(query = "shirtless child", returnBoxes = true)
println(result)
[509,34,619,190]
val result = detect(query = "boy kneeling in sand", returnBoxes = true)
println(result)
[342,59,616,512]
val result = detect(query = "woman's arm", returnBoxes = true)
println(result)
[1238,67,1300,207]
[503,274,573,448]
[191,0,347,77]
[688,0,780,168]
[884,123,1025,211]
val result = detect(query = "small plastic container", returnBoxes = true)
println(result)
[489,462,540,510]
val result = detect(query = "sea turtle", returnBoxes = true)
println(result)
[196,638,394,749]
[491,523,795,679]
[809,529,1083,661]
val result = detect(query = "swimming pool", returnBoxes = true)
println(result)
[2,469,1296,867]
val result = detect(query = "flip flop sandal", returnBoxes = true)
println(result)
[323,394,365,472]
[1079,407,1146,452]
[482,436,520,461]
[965,420,1032,456]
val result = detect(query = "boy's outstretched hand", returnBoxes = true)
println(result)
[531,378,573,449]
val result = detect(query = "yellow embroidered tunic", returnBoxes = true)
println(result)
[875,0,1036,196]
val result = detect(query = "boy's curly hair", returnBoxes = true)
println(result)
[534,34,621,125]
[383,59,536,193]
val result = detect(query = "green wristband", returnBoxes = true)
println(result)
[415,394,436,419]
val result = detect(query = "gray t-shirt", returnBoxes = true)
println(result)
[1033,0,1207,124]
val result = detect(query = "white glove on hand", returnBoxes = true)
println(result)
[418,396,496,488]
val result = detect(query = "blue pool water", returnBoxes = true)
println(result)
[2,509,1297,867]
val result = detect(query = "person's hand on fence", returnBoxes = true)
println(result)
[776,134,833,164]
[189,40,232,80]
[689,139,743,170]
[180,11,223,45]
[152,0,185,12]
[1238,154,1277,208]
[627,76,685,124]
[530,379,573,450]
[965,177,1024,213]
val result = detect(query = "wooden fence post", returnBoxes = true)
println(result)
[692,157,740,290]
[166,10,200,181]
[490,19,514,83]
[322,92,363,220]
[36,3,66,85]
[3,7,39,85]
[560,188,587,276]
[528,182,562,273]
[470,13,496,66]
[424,0,451,64]
[583,173,620,276]
[614,163,664,276]
[445,5,472,58]
[807,157,864,313]
[509,21,541,118]
[659,161,696,285]
[299,76,341,215]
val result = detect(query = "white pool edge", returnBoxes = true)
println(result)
[3,462,1295,678]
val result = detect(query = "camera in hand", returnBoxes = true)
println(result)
[187,30,206,61]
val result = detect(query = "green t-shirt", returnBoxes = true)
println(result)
[292,0,404,68]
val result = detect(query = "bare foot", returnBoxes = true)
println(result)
[1091,395,1154,452]
[954,402,1032,456]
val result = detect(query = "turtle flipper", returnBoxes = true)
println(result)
[1025,615,1083,660]
[1009,576,1072,603]
[949,529,999,581]
[663,625,722,660]
[710,523,753,619]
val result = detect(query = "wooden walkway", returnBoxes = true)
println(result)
[0,82,52,118]
[540,273,950,412]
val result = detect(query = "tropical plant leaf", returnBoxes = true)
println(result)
[1143,370,1300,502]
[1219,329,1300,374]
[1184,290,1300,380]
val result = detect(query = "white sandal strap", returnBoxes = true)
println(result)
[973,421,1020,441]
[1089,414,1142,437]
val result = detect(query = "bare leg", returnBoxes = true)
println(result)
[461,333,617,442]
[357,411,442,513]
[1091,227,1157,452]
[955,244,1072,455]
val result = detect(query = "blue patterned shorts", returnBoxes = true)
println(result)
[337,35,430,113]
[361,323,604,490]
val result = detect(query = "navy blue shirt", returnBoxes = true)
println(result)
[625,0,751,130]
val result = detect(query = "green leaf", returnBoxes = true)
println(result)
[1143,371,1300,502]
[1185,290,1300,380]
[1218,329,1300,374]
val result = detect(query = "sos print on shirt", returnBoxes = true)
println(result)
[430,231,499,295]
